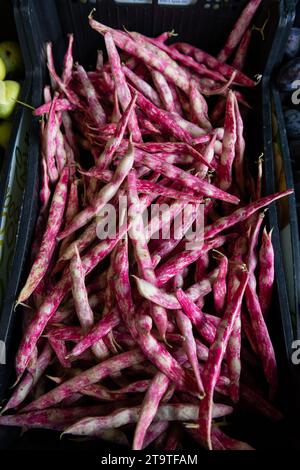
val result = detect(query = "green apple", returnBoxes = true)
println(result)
[0,58,6,81]
[0,41,23,78]
[0,120,13,150]
[0,80,21,119]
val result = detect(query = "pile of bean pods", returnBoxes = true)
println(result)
[0,0,292,450]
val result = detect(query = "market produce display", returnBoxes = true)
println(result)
[0,1,293,451]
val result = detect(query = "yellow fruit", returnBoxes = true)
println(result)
[0,80,21,119]
[0,41,23,78]
[0,120,13,150]
[0,58,6,81]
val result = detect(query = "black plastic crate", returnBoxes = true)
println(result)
[271,86,300,343]
[0,0,32,310]
[0,0,298,450]
[270,83,300,449]
[261,0,296,364]
[267,3,300,354]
